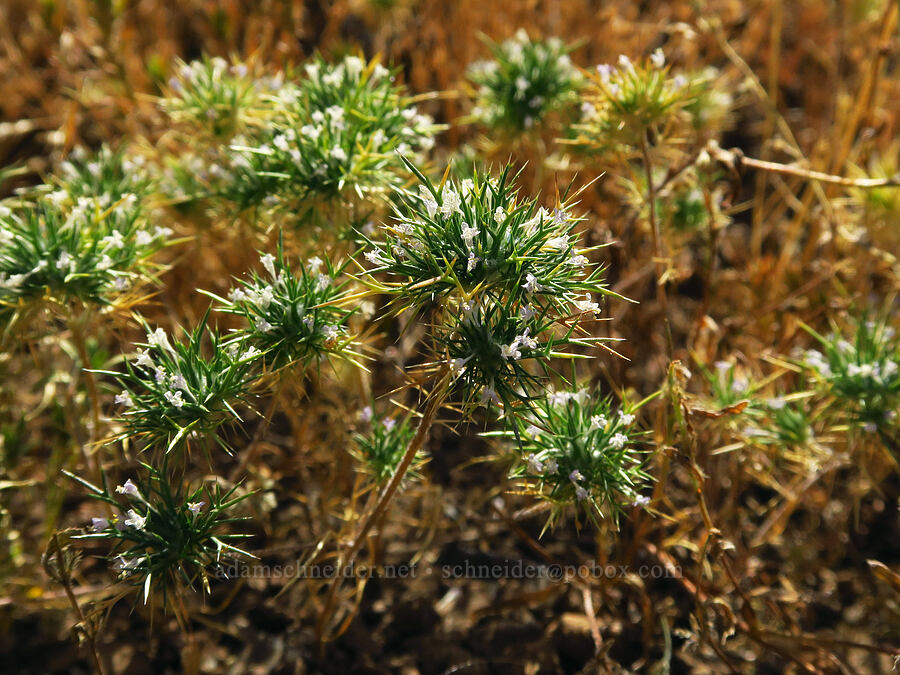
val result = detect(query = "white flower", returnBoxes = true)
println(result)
[135,348,153,368]
[97,254,114,271]
[466,252,480,273]
[596,63,613,83]
[56,251,74,271]
[256,318,273,333]
[359,406,373,422]
[101,229,125,250]
[273,134,289,152]
[240,346,261,361]
[569,469,584,483]
[515,329,538,350]
[569,253,588,268]
[672,74,688,90]
[91,517,109,531]
[260,253,277,278]
[321,324,340,346]
[257,285,275,310]
[301,124,320,141]
[420,186,438,218]
[519,304,536,322]
[574,486,589,501]
[147,328,172,352]
[316,273,330,291]
[609,432,628,450]
[461,224,480,248]
[115,391,134,408]
[500,342,521,361]
[572,293,600,316]
[494,207,506,223]
[330,146,347,161]
[481,387,501,406]
[522,273,543,294]
[124,509,147,530]
[383,418,396,431]
[115,479,141,499]
[544,458,558,474]
[308,256,323,275]
[154,367,167,384]
[618,410,635,425]
[526,454,544,474]
[546,236,568,250]
[650,48,665,69]
[229,287,247,303]
[633,494,651,507]
[617,54,633,70]
[170,374,189,391]
[187,501,205,516]
[449,357,468,377]
[589,414,607,431]
[440,186,462,218]
[164,390,185,408]
[364,250,384,266]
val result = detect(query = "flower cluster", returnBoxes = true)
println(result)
[225,55,441,214]
[350,407,421,483]
[362,161,610,312]
[802,318,900,431]
[67,465,253,601]
[569,49,704,151]
[103,317,259,452]
[0,196,168,313]
[161,56,277,139]
[361,161,616,407]
[209,243,360,370]
[467,30,582,134]
[50,145,154,214]
[499,387,650,525]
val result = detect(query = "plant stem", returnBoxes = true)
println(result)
[51,534,106,675]
[640,130,674,360]
[315,368,449,641]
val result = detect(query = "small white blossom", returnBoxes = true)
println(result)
[330,146,347,161]
[589,414,607,431]
[147,328,172,352]
[164,390,185,408]
[115,479,141,499]
[56,251,74,271]
[650,48,665,69]
[574,486,589,501]
[494,207,506,223]
[256,318,273,333]
[308,256,323,275]
[135,348,153,368]
[633,494,651,507]
[618,410,635,425]
[124,509,147,530]
[609,432,628,450]
[500,342,522,361]
[440,186,462,218]
[91,517,109,532]
[572,293,600,316]
[526,454,544,474]
[522,273,543,294]
[260,253,277,279]
[569,470,584,483]
[187,501,205,516]
[115,391,134,408]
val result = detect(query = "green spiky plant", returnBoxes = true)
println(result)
[66,464,254,606]
[466,30,582,135]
